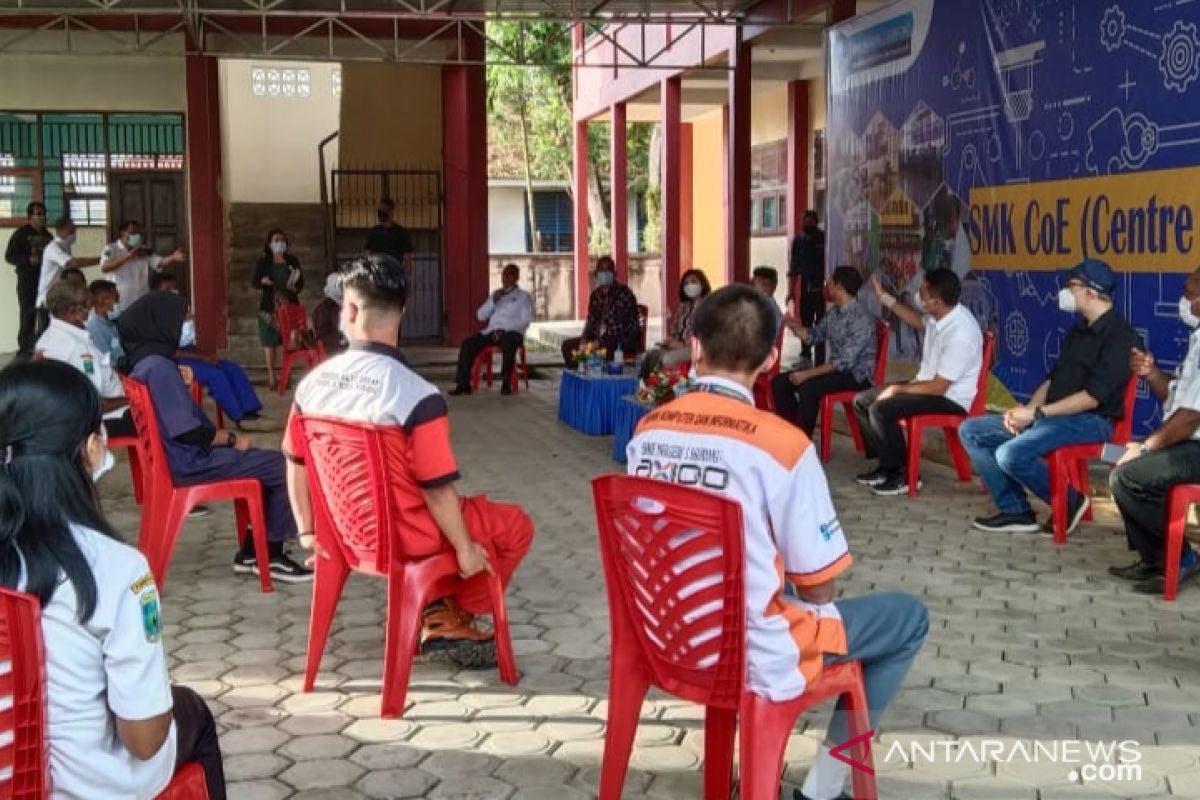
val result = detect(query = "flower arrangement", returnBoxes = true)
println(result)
[637,365,692,406]
[571,342,608,372]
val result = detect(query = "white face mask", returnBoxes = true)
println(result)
[179,319,197,348]
[59,233,76,249]
[596,271,615,287]
[913,291,926,313]
[1180,295,1200,329]
[109,302,122,320]
[91,447,115,483]
[270,240,288,255]
[1058,287,1078,313]
[683,282,703,299]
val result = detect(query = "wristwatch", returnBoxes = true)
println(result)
[1033,406,1046,421]
[225,431,237,447]
[1139,442,1150,456]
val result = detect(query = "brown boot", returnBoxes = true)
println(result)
[419,599,496,669]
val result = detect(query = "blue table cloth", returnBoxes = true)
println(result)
[558,368,638,435]
[612,394,654,463]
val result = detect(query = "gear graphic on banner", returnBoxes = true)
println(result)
[1160,20,1200,93]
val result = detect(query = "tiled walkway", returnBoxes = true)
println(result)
[101,370,1200,799]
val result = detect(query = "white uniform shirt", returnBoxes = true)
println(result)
[36,318,127,419]
[30,525,176,800]
[1166,327,1200,440]
[915,303,984,411]
[37,239,73,308]
[100,241,163,307]
[627,378,852,702]
[477,287,534,335]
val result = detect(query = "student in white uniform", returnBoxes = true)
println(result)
[100,220,186,308]
[0,360,225,799]
[35,280,135,439]
[36,217,99,337]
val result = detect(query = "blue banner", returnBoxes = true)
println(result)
[827,0,1200,432]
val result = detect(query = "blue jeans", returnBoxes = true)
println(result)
[959,413,1113,515]
[825,592,928,744]
[178,356,263,422]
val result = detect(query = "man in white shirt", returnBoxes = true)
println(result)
[1108,266,1200,594]
[100,219,185,307]
[36,217,99,334]
[36,279,135,438]
[449,263,534,396]
[853,268,983,496]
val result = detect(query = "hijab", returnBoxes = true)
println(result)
[117,290,188,372]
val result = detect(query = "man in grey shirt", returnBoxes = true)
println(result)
[772,266,878,435]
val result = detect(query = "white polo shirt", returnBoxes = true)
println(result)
[31,525,176,800]
[37,239,73,308]
[477,287,534,335]
[36,318,127,418]
[100,241,163,307]
[1166,327,1200,441]
[915,303,984,411]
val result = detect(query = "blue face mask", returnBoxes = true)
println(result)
[179,319,197,348]
[108,302,122,321]
[596,270,615,287]
[126,233,143,248]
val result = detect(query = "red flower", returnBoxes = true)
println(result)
[647,374,659,388]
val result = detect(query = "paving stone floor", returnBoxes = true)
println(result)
[98,369,1200,800]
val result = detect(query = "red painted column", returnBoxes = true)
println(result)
[661,77,682,319]
[184,54,226,351]
[573,120,591,319]
[610,102,629,284]
[830,0,856,23]
[681,123,694,273]
[725,35,752,286]
[442,31,489,345]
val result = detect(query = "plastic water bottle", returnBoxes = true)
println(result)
[613,345,624,371]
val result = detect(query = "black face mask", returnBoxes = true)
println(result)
[804,224,818,235]
[377,209,389,223]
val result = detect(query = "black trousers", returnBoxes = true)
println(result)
[852,385,965,473]
[771,370,869,436]
[15,266,38,355]
[455,331,523,389]
[172,685,226,800]
[1110,441,1200,568]
[103,409,136,439]
[799,289,827,365]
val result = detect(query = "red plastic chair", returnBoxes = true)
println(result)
[470,343,530,393]
[752,324,789,411]
[1044,374,1140,543]
[277,302,319,395]
[900,330,996,498]
[819,320,891,463]
[1164,484,1200,602]
[108,433,145,505]
[189,380,224,429]
[121,377,272,594]
[0,587,210,799]
[591,475,876,800]
[291,414,518,718]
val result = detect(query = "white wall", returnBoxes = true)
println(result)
[489,186,528,253]
[219,60,341,204]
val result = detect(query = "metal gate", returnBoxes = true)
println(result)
[329,169,443,341]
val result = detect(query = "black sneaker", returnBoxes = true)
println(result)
[1133,551,1200,595]
[972,511,1039,534]
[500,384,513,396]
[232,550,256,575]
[855,468,888,487]
[448,386,472,397]
[255,553,314,583]
[1108,560,1161,582]
[872,475,921,496]
[1039,495,1090,538]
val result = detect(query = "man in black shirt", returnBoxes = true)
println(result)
[788,209,826,365]
[364,197,414,269]
[4,201,52,358]
[960,259,1139,535]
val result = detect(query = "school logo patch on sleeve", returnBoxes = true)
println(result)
[139,591,162,643]
[129,572,155,595]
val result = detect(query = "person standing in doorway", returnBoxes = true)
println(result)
[788,210,827,366]
[100,220,186,307]
[365,197,415,269]
[5,201,52,358]
[251,228,305,392]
